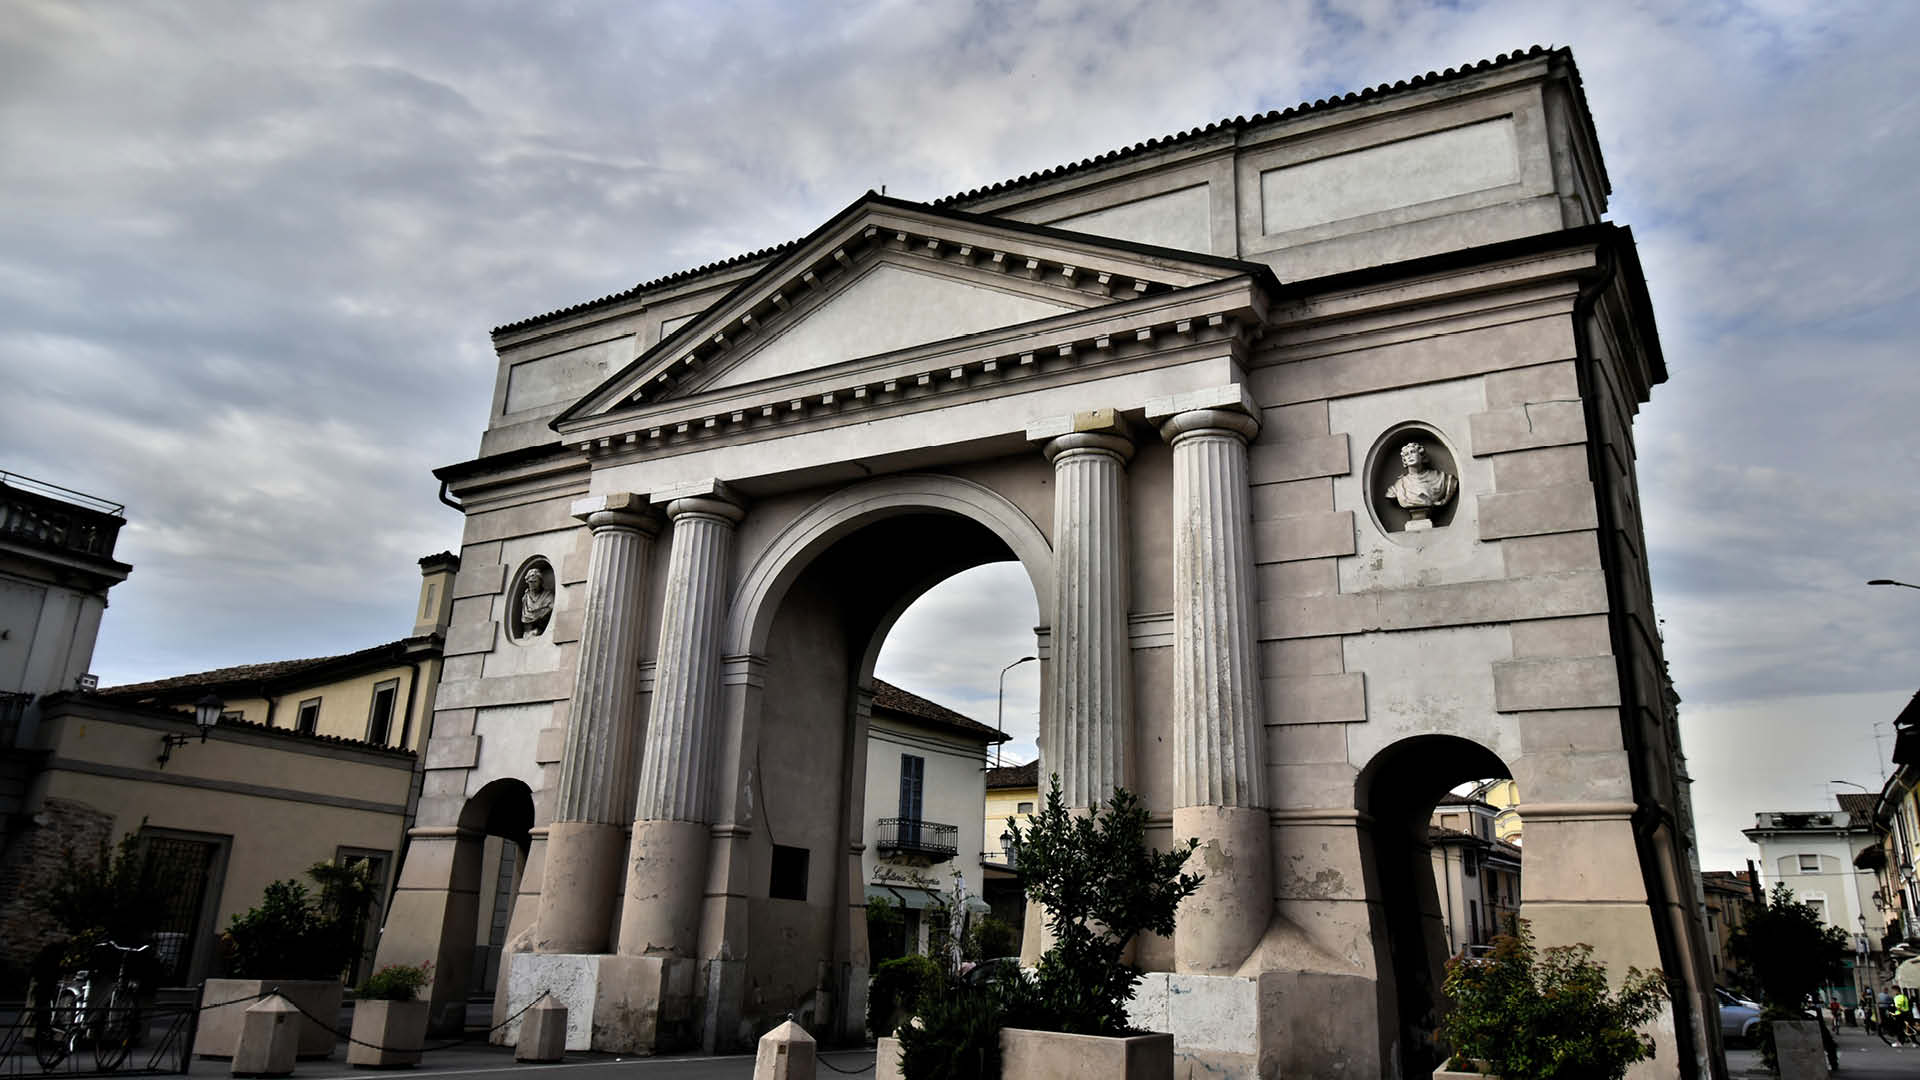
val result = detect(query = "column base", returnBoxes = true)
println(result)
[532,821,626,954]
[1127,969,1383,1080]
[618,817,710,958]
[503,952,698,1054]
[1173,805,1271,975]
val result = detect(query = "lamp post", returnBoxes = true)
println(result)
[994,655,1036,769]
[1868,579,1920,591]
[158,692,223,768]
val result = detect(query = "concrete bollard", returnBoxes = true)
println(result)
[515,999,568,1063]
[752,1019,816,1080]
[232,995,301,1077]
[874,1035,904,1080]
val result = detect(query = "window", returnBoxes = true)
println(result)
[1807,897,1827,922]
[1016,801,1034,814]
[219,710,244,724]
[366,679,400,745]
[1799,854,1821,873]
[296,698,321,735]
[898,755,924,821]
[770,845,809,901]
[335,847,391,985]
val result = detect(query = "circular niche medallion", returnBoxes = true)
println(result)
[507,557,555,642]
[1366,424,1462,539]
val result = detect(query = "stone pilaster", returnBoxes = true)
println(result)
[1036,413,1134,809]
[1151,389,1272,975]
[531,493,658,955]
[618,483,745,960]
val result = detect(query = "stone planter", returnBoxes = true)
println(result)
[348,999,430,1068]
[199,979,343,1059]
[1434,1060,1498,1079]
[1000,1027,1174,1080]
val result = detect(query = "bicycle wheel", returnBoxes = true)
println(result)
[93,983,138,1071]
[34,985,81,1071]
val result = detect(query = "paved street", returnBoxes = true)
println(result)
[1727,1024,1920,1078]
[176,1040,880,1080]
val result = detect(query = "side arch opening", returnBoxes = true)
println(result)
[1356,734,1518,1076]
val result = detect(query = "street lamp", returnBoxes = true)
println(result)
[1868,579,1920,591]
[990,653,1036,768]
[158,692,223,768]
[993,656,1036,769]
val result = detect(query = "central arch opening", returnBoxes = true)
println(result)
[733,496,1046,1041]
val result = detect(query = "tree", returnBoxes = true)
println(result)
[1730,883,1850,1015]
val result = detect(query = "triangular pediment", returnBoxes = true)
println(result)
[554,193,1274,427]
[703,262,1077,392]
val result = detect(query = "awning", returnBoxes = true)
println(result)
[1895,957,1920,990]
[866,884,943,911]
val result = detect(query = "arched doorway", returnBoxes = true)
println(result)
[383,777,534,1033]
[1356,734,1516,1076]
[717,475,1050,1041]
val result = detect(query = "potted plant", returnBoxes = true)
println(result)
[1435,921,1667,1080]
[198,862,377,1059]
[930,776,1201,1080]
[348,963,433,1068]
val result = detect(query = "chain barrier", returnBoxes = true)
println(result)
[228,988,554,1055]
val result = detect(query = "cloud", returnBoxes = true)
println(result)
[2,0,1914,880]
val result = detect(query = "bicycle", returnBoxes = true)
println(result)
[31,940,151,1072]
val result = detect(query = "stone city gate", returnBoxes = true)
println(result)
[378,49,1717,1079]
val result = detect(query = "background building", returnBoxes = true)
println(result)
[0,547,456,992]
[1744,806,1880,1004]
[861,680,1005,960]
[1428,792,1522,954]
[1698,869,1757,988]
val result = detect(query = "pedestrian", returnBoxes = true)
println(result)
[1898,990,1913,1046]
[1830,998,1843,1028]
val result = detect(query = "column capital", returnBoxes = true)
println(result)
[1042,430,1135,465]
[652,478,747,525]
[1157,408,1260,445]
[570,492,661,533]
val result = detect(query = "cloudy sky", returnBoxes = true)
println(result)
[4,1,1915,874]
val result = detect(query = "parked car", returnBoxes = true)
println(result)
[1716,987,1762,1045]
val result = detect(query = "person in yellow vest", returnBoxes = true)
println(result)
[1896,990,1912,1046]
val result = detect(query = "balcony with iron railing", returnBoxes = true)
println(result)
[0,471,125,563]
[875,817,958,861]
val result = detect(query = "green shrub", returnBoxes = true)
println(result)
[1001,776,1203,1036]
[357,962,432,1001]
[897,979,1006,1080]
[868,953,942,1038]
[966,915,1019,963]
[1438,921,1667,1080]
[220,862,377,980]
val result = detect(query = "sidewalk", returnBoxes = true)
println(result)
[1727,1024,1920,1078]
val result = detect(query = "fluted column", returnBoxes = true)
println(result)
[1039,417,1134,809]
[531,494,658,955]
[1155,396,1272,974]
[618,484,744,959]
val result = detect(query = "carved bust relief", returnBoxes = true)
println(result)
[1366,426,1462,537]
[1383,440,1458,530]
[509,558,555,641]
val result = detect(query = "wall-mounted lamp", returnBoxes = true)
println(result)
[158,692,222,768]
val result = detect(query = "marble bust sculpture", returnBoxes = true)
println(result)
[1384,441,1457,530]
[514,564,554,638]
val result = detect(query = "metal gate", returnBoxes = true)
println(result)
[0,999,195,1078]
[138,838,215,986]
